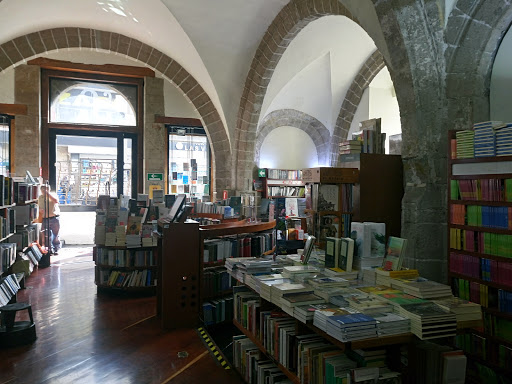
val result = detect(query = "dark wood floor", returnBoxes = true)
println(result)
[0,247,243,384]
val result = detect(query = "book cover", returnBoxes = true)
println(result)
[317,184,339,211]
[339,237,354,272]
[383,236,408,271]
[324,237,340,268]
[126,216,142,235]
[285,198,298,217]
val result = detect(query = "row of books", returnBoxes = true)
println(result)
[450,178,512,202]
[483,312,512,341]
[202,297,233,326]
[0,175,16,207]
[449,228,512,257]
[339,139,362,154]
[450,204,512,229]
[351,118,386,155]
[453,278,490,307]
[0,273,21,306]
[203,233,276,263]
[265,169,302,180]
[9,224,39,252]
[0,206,15,239]
[97,269,155,288]
[453,121,512,158]
[266,186,305,198]
[13,181,39,204]
[450,253,512,288]
[95,247,156,267]
[13,203,37,226]
[0,243,16,274]
[202,266,232,296]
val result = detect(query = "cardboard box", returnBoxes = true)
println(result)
[302,167,359,184]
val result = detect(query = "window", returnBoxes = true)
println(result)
[168,126,211,200]
[0,115,11,176]
[50,79,137,127]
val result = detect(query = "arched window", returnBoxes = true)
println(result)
[50,80,137,127]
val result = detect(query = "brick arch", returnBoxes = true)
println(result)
[234,0,358,190]
[0,27,231,192]
[331,50,385,165]
[445,1,512,127]
[255,109,331,166]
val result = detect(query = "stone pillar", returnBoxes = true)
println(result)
[144,77,165,194]
[14,65,40,178]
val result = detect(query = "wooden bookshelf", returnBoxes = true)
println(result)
[233,319,300,384]
[158,219,276,330]
[339,153,403,240]
[447,129,512,378]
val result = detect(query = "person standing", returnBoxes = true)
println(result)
[38,185,61,255]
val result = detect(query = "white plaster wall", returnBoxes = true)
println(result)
[164,81,200,118]
[259,127,318,169]
[0,67,15,104]
[265,54,333,132]
[348,87,370,138]
[491,25,512,123]
[260,16,376,130]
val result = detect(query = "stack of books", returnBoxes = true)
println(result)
[313,286,360,303]
[105,231,116,246]
[433,296,482,323]
[473,121,497,157]
[362,268,377,285]
[141,224,157,247]
[391,277,452,299]
[294,303,340,323]
[313,306,359,332]
[323,267,359,281]
[259,277,292,302]
[225,257,256,282]
[346,295,394,314]
[237,258,273,275]
[280,291,325,316]
[455,130,475,158]
[372,312,411,336]
[348,349,387,369]
[398,302,457,340]
[246,273,282,294]
[375,268,419,287]
[357,285,427,307]
[495,122,512,156]
[326,312,378,342]
[281,265,320,280]
[308,276,350,289]
[339,139,362,154]
[94,211,106,245]
[270,282,309,306]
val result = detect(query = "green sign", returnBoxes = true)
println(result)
[258,169,266,178]
[147,173,163,181]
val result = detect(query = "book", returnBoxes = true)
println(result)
[339,237,354,272]
[383,236,408,271]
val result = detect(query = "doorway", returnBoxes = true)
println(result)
[49,131,137,245]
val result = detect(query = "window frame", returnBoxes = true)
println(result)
[41,69,144,192]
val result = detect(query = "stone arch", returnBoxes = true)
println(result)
[0,27,231,192]
[331,50,385,165]
[445,1,512,128]
[255,109,331,166]
[234,0,359,190]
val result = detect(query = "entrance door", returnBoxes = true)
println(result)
[49,131,137,205]
[48,131,137,244]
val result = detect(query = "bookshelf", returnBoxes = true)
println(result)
[93,246,158,292]
[338,153,403,240]
[260,168,305,199]
[447,129,512,379]
[157,218,276,330]
[302,167,359,247]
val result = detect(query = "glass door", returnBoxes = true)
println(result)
[49,130,137,207]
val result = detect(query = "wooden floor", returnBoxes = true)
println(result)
[0,247,243,384]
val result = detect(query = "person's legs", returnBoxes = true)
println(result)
[48,216,61,253]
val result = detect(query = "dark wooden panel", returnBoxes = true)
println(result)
[0,103,27,116]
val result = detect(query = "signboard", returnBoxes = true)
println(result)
[258,169,266,178]
[147,172,164,181]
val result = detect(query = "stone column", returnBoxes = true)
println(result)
[14,65,40,178]
[144,77,165,194]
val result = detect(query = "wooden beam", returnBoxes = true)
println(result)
[154,116,202,127]
[27,57,155,78]
[0,104,28,116]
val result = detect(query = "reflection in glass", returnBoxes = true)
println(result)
[0,115,9,176]
[50,79,136,126]
[123,138,132,197]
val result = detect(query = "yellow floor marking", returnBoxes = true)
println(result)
[121,315,155,331]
